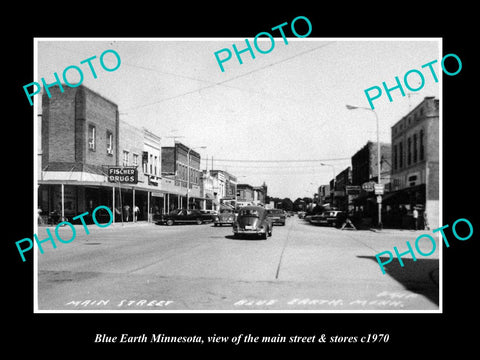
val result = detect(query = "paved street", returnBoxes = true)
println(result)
[37,216,439,311]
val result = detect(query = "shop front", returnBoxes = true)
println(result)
[382,184,426,229]
[38,180,166,225]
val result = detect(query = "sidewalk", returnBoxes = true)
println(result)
[38,220,155,228]
[368,227,432,234]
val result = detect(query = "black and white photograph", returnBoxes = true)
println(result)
[6,7,477,354]
[32,38,442,312]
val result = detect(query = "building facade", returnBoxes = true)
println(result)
[317,184,330,205]
[236,184,254,206]
[38,85,168,224]
[387,96,439,229]
[350,141,392,226]
[334,167,353,212]
[161,142,204,210]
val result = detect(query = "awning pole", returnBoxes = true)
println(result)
[112,186,115,224]
[61,183,65,221]
[147,191,150,223]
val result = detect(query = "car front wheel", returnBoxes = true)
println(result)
[166,219,174,226]
[196,218,203,225]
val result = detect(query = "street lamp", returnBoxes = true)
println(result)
[187,146,206,209]
[346,104,382,229]
[320,162,336,207]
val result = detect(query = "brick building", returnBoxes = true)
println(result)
[161,142,204,210]
[385,96,439,229]
[38,85,165,224]
[333,166,352,212]
[351,141,392,226]
[236,184,254,206]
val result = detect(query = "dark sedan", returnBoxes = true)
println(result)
[310,210,346,227]
[159,209,210,226]
[233,206,272,239]
[266,208,286,226]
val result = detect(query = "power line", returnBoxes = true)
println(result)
[123,42,334,111]
[203,157,350,163]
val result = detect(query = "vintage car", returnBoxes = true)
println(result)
[232,206,273,239]
[159,209,210,226]
[310,210,346,227]
[200,210,217,222]
[213,208,235,226]
[266,208,286,226]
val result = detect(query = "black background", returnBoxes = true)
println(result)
[6,4,477,355]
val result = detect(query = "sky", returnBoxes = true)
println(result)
[35,38,440,199]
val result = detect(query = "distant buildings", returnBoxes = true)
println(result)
[236,182,267,207]
[314,96,439,229]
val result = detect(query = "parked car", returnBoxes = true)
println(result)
[233,206,273,239]
[200,210,217,223]
[214,208,235,226]
[266,208,286,226]
[159,209,209,226]
[310,210,346,227]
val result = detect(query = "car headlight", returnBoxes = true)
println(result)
[214,216,219,221]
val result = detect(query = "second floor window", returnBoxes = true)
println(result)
[88,125,96,151]
[123,150,129,166]
[106,131,113,155]
[133,153,138,166]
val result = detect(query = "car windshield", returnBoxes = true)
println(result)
[268,210,283,214]
[239,209,260,217]
[170,209,182,215]
[220,209,232,214]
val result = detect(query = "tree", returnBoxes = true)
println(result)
[281,198,294,211]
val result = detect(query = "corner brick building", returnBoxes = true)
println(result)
[38,85,167,224]
[385,96,440,229]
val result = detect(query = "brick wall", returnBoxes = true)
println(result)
[42,85,119,173]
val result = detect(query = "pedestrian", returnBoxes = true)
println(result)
[412,207,419,230]
[123,204,131,222]
[133,205,140,222]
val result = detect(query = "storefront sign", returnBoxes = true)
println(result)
[374,184,384,195]
[362,181,375,192]
[107,167,138,184]
[346,185,361,195]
